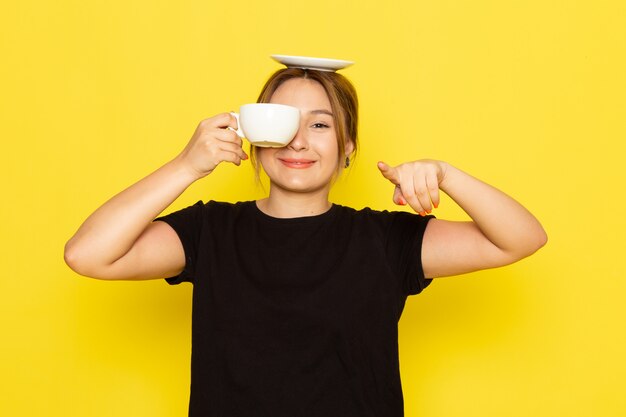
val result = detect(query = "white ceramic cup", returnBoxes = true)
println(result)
[231,103,300,148]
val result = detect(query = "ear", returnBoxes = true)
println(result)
[344,139,355,157]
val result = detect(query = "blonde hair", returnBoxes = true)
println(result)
[250,68,359,176]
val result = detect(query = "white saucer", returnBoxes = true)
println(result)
[271,55,354,72]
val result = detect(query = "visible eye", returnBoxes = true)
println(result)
[311,122,330,129]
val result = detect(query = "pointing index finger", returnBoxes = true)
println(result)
[377,161,400,185]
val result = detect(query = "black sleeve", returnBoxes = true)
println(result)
[385,211,435,296]
[154,200,205,285]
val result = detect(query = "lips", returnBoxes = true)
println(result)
[278,158,316,169]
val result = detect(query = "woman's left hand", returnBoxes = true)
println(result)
[377,160,449,216]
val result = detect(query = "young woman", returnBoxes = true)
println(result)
[64,66,547,416]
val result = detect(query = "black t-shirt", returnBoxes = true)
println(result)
[157,200,433,417]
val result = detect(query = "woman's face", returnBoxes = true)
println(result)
[257,78,352,195]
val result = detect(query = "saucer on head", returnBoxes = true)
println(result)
[271,55,354,72]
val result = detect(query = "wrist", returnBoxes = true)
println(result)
[168,155,207,184]
[437,161,454,191]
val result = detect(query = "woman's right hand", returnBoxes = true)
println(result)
[177,113,249,179]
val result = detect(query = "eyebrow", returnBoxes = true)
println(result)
[309,109,333,116]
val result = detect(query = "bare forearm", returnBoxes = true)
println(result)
[64,156,199,268]
[64,114,247,279]
[439,163,547,257]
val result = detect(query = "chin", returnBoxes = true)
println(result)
[270,176,331,194]
[262,162,337,194]
[275,182,326,194]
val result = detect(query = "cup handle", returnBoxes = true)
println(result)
[229,112,244,138]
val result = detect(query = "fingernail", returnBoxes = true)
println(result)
[434,203,439,209]
[419,211,426,216]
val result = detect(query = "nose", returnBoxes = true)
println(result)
[287,124,309,151]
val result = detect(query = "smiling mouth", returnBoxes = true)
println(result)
[278,158,316,169]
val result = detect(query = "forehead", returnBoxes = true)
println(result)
[269,78,331,111]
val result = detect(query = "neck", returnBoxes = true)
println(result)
[257,186,332,218]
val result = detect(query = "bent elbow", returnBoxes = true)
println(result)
[63,240,89,277]
[502,227,548,265]
[521,227,548,259]
[64,240,105,279]
[531,222,548,252]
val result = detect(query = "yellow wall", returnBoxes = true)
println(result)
[2,1,624,415]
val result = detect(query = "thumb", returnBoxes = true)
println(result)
[377,161,399,185]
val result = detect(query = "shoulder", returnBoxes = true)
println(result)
[157,200,256,226]
[335,204,430,224]
[192,199,249,210]
[335,204,435,239]
[334,204,429,230]
[178,199,254,215]
[333,204,388,218]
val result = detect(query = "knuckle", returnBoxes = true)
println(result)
[198,118,211,129]
[226,130,238,142]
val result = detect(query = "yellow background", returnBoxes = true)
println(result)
[1,0,625,415]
